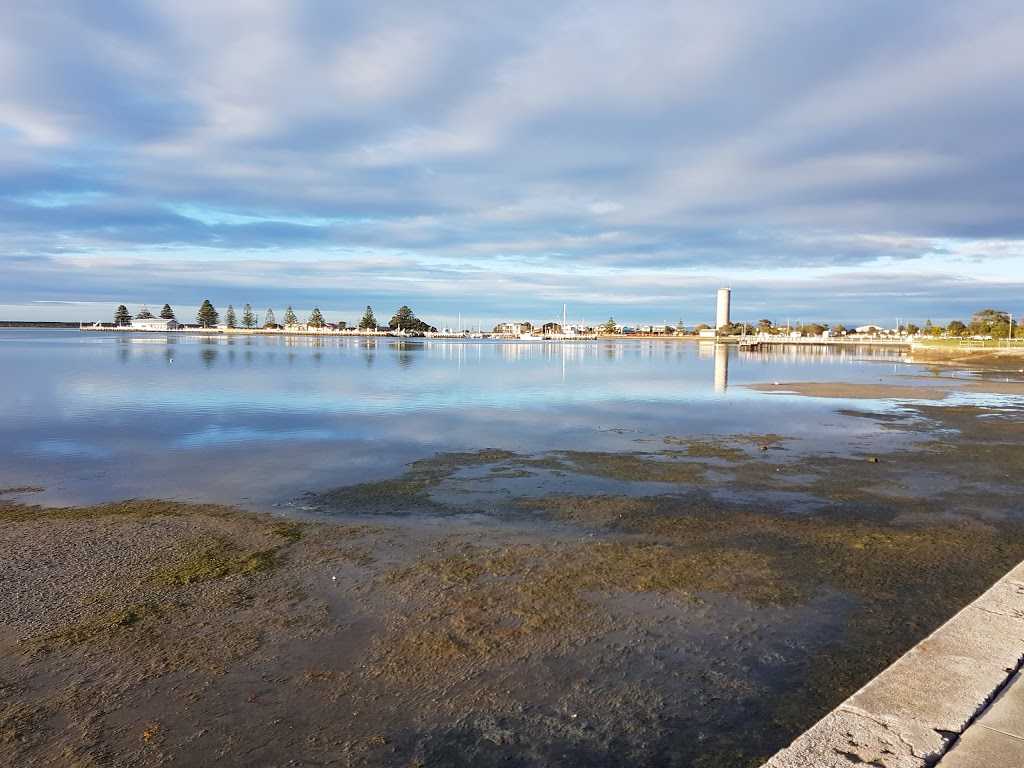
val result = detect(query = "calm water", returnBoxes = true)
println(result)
[0,328,976,510]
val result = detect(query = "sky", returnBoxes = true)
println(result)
[2,0,1024,329]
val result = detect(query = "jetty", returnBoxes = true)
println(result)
[730,335,912,352]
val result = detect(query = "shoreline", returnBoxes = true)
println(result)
[909,343,1024,367]
[11,325,1024,364]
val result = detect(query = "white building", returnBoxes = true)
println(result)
[131,318,179,331]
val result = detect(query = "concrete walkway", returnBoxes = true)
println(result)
[762,560,1024,768]
[935,669,1024,767]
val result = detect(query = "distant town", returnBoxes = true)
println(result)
[19,290,1016,342]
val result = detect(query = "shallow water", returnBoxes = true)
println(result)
[0,328,1009,509]
[6,330,1024,767]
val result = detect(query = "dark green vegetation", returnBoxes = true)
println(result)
[0,498,244,523]
[144,536,281,587]
[388,304,432,333]
[358,304,377,329]
[307,307,325,328]
[241,303,256,329]
[302,401,1024,764]
[196,299,218,328]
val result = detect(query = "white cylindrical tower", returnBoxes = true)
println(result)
[715,288,731,329]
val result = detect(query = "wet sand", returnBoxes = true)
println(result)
[5,379,1024,766]
[747,379,1024,399]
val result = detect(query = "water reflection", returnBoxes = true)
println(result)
[715,343,729,392]
[1,331,947,510]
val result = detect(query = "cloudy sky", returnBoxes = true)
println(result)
[2,1,1023,328]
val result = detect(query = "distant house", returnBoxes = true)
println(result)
[131,318,179,331]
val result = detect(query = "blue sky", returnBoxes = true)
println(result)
[2,1,1023,329]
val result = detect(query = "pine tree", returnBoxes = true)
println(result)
[242,304,256,329]
[388,305,428,332]
[308,307,325,328]
[265,308,276,327]
[283,306,297,325]
[160,304,175,320]
[197,299,219,328]
[114,305,132,326]
[225,305,236,328]
[601,317,617,334]
[136,307,154,319]
[358,305,377,330]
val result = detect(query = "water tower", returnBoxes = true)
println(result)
[715,288,731,330]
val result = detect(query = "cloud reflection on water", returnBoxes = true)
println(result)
[0,330,988,509]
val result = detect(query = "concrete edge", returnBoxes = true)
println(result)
[761,560,1024,768]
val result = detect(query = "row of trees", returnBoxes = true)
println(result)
[115,301,309,329]
[114,303,177,326]
[922,309,1021,339]
[355,305,434,332]
[200,301,317,329]
[695,309,1023,339]
[114,301,434,333]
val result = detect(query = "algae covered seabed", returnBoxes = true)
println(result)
[4,383,1024,766]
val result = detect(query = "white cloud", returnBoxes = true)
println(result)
[1,0,1023,325]
[589,202,623,216]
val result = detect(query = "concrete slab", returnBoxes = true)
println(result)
[934,725,1024,768]
[844,607,1024,732]
[972,670,1024,739]
[761,708,940,768]
[972,575,1024,617]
